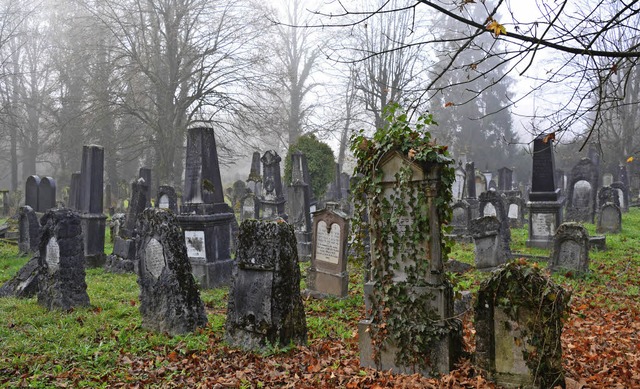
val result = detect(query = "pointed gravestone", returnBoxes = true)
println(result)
[136,208,207,335]
[259,150,286,220]
[225,220,307,350]
[37,208,90,311]
[287,151,312,261]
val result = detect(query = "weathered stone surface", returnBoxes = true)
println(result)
[549,223,589,273]
[18,205,40,255]
[470,216,511,270]
[0,256,39,298]
[566,158,599,223]
[37,208,90,311]
[597,203,622,234]
[226,220,307,350]
[136,208,208,335]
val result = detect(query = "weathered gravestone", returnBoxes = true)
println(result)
[497,167,513,191]
[138,167,152,207]
[479,190,510,235]
[506,195,526,228]
[18,205,40,255]
[597,186,619,209]
[602,172,614,187]
[77,145,107,267]
[450,200,472,238]
[469,216,511,271]
[177,127,235,289]
[597,203,622,234]
[225,220,307,350]
[67,172,81,210]
[526,134,565,249]
[306,203,350,298]
[452,163,466,202]
[0,256,39,298]
[475,261,569,389]
[287,151,312,261]
[156,185,178,212]
[38,177,56,212]
[37,208,91,311]
[258,150,287,220]
[610,181,629,212]
[549,223,590,274]
[358,150,462,376]
[136,208,208,335]
[475,172,487,200]
[25,175,41,211]
[464,162,479,218]
[566,158,599,223]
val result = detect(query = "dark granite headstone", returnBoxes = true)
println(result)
[465,162,476,199]
[18,205,39,255]
[156,185,178,212]
[597,186,620,209]
[25,175,41,211]
[78,145,107,267]
[68,172,81,210]
[136,208,208,335]
[549,223,589,273]
[287,151,312,261]
[497,167,513,191]
[138,167,152,206]
[38,177,56,212]
[225,220,307,350]
[529,134,559,201]
[37,208,90,311]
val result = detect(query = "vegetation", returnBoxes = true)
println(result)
[283,133,336,198]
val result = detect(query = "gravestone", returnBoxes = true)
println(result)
[450,200,472,237]
[240,194,257,221]
[18,206,40,255]
[618,163,630,191]
[306,203,350,298]
[138,167,152,206]
[497,167,513,191]
[0,256,39,298]
[566,158,599,223]
[597,186,620,209]
[247,151,262,196]
[475,172,487,199]
[258,150,286,220]
[37,208,90,311]
[597,203,622,234]
[177,127,235,288]
[136,208,208,335]
[549,223,589,274]
[68,172,81,210]
[156,185,178,212]
[287,151,312,261]
[0,189,9,216]
[38,177,56,212]
[464,162,479,218]
[526,134,565,249]
[610,181,629,212]
[506,196,526,228]
[78,145,107,267]
[25,175,41,211]
[358,150,462,376]
[476,262,568,388]
[601,172,613,187]
[452,164,466,202]
[478,191,510,242]
[469,216,511,271]
[225,220,307,350]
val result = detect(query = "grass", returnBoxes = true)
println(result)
[1,208,639,387]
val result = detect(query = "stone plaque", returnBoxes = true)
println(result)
[144,238,166,279]
[315,221,341,264]
[508,203,519,219]
[46,237,60,273]
[572,180,591,208]
[557,240,582,270]
[494,308,529,375]
[475,235,498,268]
[158,194,170,209]
[483,203,497,217]
[233,269,273,334]
[185,230,206,259]
[532,213,555,237]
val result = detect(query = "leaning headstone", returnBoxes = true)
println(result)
[77,145,107,267]
[469,216,511,271]
[156,185,178,213]
[68,172,81,210]
[18,205,40,255]
[549,223,590,274]
[258,150,287,220]
[526,134,565,248]
[0,256,39,298]
[358,150,462,376]
[287,151,312,261]
[177,127,235,288]
[475,261,568,389]
[596,203,622,234]
[136,208,207,335]
[38,177,56,212]
[25,175,41,211]
[306,203,350,298]
[225,220,307,350]
[566,158,598,223]
[37,208,90,311]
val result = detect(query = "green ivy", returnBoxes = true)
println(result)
[349,103,457,372]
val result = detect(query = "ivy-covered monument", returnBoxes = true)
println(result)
[351,104,462,376]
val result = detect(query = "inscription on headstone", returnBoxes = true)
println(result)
[483,203,497,217]
[558,240,581,270]
[144,238,166,279]
[508,203,519,219]
[315,221,341,264]
[532,213,555,237]
[158,195,170,209]
[45,237,60,273]
[185,231,206,259]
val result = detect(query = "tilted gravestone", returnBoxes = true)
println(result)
[358,150,462,376]
[225,220,307,350]
[287,151,312,261]
[549,223,590,274]
[475,261,569,389]
[469,216,511,271]
[597,203,622,234]
[566,158,599,223]
[526,134,565,249]
[306,203,350,298]
[18,205,40,255]
[136,208,208,335]
[37,208,90,311]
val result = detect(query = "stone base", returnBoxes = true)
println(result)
[85,253,107,268]
[104,254,137,274]
[358,318,462,376]
[80,213,107,267]
[297,240,311,263]
[525,198,565,249]
[588,235,607,251]
[190,258,233,289]
[306,267,348,298]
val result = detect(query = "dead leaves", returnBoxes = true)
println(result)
[485,18,507,37]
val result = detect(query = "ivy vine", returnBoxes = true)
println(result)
[350,103,458,372]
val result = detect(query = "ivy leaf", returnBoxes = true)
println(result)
[486,18,507,37]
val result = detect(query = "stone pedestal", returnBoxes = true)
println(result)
[526,198,564,249]
[177,211,235,289]
[80,213,107,267]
